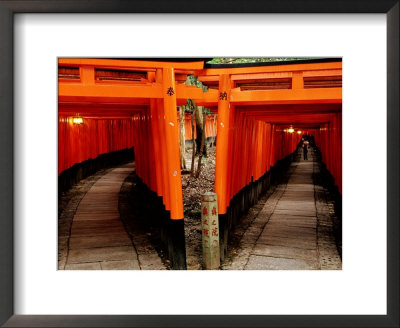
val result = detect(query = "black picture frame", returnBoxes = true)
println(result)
[0,1,398,327]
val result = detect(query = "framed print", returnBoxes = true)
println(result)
[0,1,398,327]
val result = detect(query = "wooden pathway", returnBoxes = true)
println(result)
[64,163,140,270]
[224,148,342,270]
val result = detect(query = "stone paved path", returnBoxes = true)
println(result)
[63,163,140,270]
[223,148,342,270]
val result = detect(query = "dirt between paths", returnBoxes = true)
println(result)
[181,146,216,269]
[180,146,286,270]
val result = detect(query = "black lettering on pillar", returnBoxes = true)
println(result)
[166,87,175,96]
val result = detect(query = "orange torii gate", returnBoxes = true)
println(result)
[196,61,342,259]
[196,61,342,213]
[59,59,215,219]
[58,58,342,268]
[59,59,216,268]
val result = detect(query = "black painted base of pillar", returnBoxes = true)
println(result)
[166,219,187,270]
[313,147,342,258]
[136,178,187,270]
[218,153,294,261]
[58,147,134,194]
[218,213,228,262]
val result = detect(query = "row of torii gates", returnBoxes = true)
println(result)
[58,58,342,269]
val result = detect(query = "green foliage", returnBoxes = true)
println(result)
[202,108,212,115]
[185,101,193,112]
[185,75,211,113]
[207,57,312,64]
[185,74,208,92]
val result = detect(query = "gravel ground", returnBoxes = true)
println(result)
[181,146,216,270]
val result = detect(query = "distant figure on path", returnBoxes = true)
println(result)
[302,140,309,160]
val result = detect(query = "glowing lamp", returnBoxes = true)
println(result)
[297,130,302,135]
[73,117,83,125]
[288,127,294,133]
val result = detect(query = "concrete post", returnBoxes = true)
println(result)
[201,192,220,269]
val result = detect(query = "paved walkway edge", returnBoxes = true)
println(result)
[223,148,342,270]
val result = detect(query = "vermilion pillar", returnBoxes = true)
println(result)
[148,72,163,197]
[162,67,184,220]
[155,69,170,210]
[161,67,186,269]
[215,74,231,214]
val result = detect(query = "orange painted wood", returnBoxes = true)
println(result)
[58,116,134,174]
[230,87,341,104]
[214,74,232,214]
[162,68,184,219]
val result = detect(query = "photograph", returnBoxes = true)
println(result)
[58,57,342,271]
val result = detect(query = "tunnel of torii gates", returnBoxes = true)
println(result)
[58,58,342,269]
